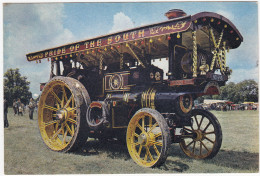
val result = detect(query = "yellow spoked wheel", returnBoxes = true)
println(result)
[38,76,90,152]
[180,109,222,159]
[127,108,170,168]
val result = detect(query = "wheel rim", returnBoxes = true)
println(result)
[127,111,166,167]
[180,110,221,159]
[38,79,79,151]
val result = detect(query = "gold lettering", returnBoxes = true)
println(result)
[32,55,38,59]
[70,45,74,52]
[39,53,43,58]
[159,22,187,32]
[123,33,129,41]
[62,47,66,54]
[108,37,113,44]
[85,42,89,49]
[115,35,121,43]
[97,39,102,47]
[75,44,80,51]
[138,30,145,38]
[90,41,95,48]
[130,31,136,39]
[149,27,159,35]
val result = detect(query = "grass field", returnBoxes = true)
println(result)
[3,108,259,174]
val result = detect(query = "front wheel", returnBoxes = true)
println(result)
[126,108,171,168]
[180,109,222,159]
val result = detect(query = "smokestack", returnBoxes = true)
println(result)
[165,9,187,19]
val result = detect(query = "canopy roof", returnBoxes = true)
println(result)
[26,12,243,62]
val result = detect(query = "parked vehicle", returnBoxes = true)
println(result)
[26,9,243,168]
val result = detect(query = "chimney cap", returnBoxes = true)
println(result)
[165,9,187,19]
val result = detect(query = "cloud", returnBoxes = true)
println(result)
[4,4,76,95]
[229,67,259,83]
[109,12,135,33]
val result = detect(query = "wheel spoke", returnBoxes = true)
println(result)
[149,140,162,146]
[134,133,139,138]
[204,131,215,135]
[154,132,162,138]
[153,144,160,157]
[147,122,158,134]
[134,142,140,146]
[62,86,68,105]
[62,129,68,144]
[204,136,215,144]
[136,123,144,133]
[67,118,77,124]
[149,116,152,128]
[146,146,154,161]
[44,104,58,111]
[183,127,193,132]
[65,122,73,136]
[50,89,62,104]
[144,150,148,161]
[138,145,143,156]
[192,141,196,154]
[64,95,73,108]
[194,115,199,129]
[202,122,211,132]
[200,140,209,152]
[142,117,145,131]
[51,127,63,140]
[56,103,60,110]
[55,121,59,131]
[186,140,194,148]
[44,120,59,127]
[198,116,205,129]
[67,107,77,112]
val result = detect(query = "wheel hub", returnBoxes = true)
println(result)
[138,133,148,145]
[194,130,203,141]
[56,109,68,121]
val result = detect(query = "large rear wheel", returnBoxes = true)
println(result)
[127,108,171,167]
[38,76,90,152]
[180,109,222,159]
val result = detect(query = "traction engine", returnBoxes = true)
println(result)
[26,9,243,167]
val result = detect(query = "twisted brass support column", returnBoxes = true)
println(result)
[221,41,227,72]
[120,53,123,70]
[99,55,104,75]
[192,31,197,78]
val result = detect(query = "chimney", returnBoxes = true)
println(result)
[165,9,187,19]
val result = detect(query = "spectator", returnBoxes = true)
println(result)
[17,98,23,116]
[4,99,9,128]
[21,103,25,114]
[28,98,35,120]
[13,99,17,116]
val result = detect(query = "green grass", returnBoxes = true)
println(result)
[4,108,259,174]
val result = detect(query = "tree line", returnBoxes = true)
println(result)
[198,79,258,104]
[4,68,32,106]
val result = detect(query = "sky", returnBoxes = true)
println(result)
[3,1,259,98]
